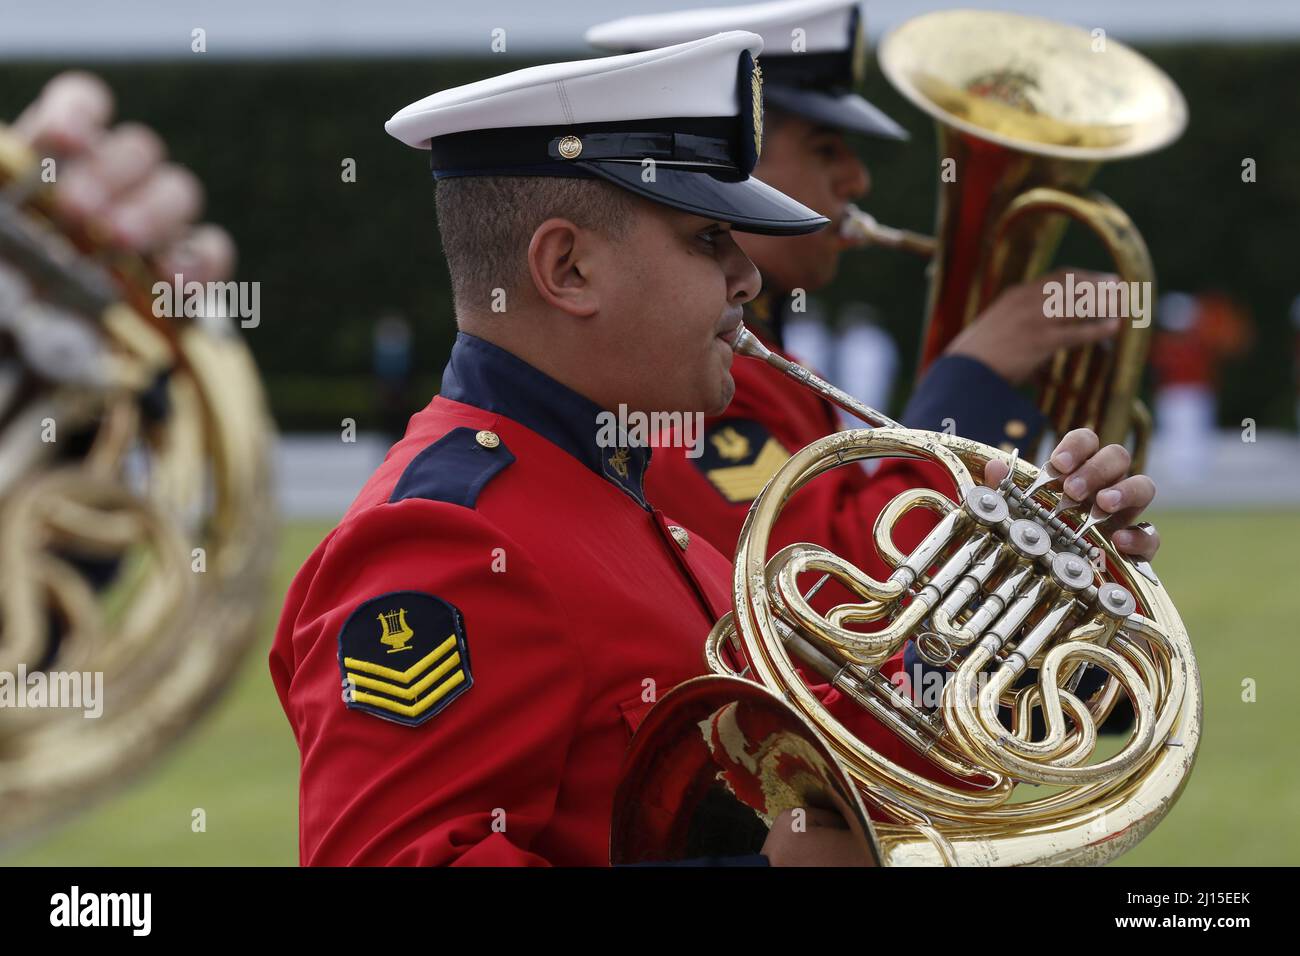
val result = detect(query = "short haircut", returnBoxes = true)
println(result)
[434,175,635,315]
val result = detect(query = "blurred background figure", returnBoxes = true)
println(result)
[1151,291,1254,479]
[372,311,412,444]
[834,302,898,428]
[783,297,833,383]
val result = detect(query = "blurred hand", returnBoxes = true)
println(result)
[761,806,876,867]
[946,268,1122,385]
[11,70,234,283]
[984,428,1160,561]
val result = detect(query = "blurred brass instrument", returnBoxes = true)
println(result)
[843,9,1188,467]
[0,126,276,845]
[611,326,1200,866]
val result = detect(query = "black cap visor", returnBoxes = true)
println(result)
[764,85,908,141]
[578,160,828,236]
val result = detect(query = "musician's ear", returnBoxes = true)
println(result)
[527,218,599,319]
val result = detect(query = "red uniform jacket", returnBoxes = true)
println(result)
[270,332,914,867]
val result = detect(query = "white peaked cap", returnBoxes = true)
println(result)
[586,0,854,56]
[586,0,907,140]
[388,32,761,149]
[384,32,829,236]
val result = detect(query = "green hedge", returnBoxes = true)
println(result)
[2,46,1297,430]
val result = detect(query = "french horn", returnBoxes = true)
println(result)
[611,326,1200,866]
[842,9,1188,468]
[0,124,277,846]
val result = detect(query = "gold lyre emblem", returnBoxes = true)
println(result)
[711,426,750,462]
[377,608,415,654]
[751,62,764,157]
[609,447,631,479]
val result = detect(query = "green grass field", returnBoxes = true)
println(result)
[4,510,1298,866]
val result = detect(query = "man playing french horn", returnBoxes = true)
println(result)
[9,31,1166,866]
[270,32,1164,867]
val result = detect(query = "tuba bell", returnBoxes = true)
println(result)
[0,125,277,846]
[611,326,1200,866]
[842,9,1188,468]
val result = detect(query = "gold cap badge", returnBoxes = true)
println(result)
[557,135,583,160]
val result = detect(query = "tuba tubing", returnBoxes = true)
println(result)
[841,10,1188,469]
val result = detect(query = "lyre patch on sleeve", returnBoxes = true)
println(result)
[337,591,472,727]
[693,419,790,504]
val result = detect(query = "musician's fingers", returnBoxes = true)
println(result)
[103,162,204,250]
[54,122,166,221]
[1048,427,1100,475]
[1062,443,1131,502]
[1047,314,1122,348]
[1112,522,1160,561]
[11,70,114,154]
[154,224,236,284]
[1094,474,1155,522]
[983,458,1010,488]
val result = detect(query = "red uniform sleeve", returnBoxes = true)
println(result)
[270,498,584,866]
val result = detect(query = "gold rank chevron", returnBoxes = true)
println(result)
[344,633,465,718]
[705,438,790,503]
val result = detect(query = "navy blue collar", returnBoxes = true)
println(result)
[439,331,651,508]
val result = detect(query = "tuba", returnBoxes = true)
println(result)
[611,326,1200,866]
[0,125,277,846]
[842,10,1188,469]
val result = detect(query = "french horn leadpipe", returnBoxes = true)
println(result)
[610,324,1200,866]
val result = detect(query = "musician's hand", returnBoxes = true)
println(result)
[761,807,876,867]
[11,70,234,283]
[946,268,1122,385]
[983,428,1160,561]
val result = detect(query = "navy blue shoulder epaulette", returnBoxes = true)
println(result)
[389,426,515,509]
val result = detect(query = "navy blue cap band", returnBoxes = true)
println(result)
[427,116,743,179]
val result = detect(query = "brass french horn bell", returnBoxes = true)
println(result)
[0,125,277,846]
[843,9,1188,468]
[612,326,1200,866]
